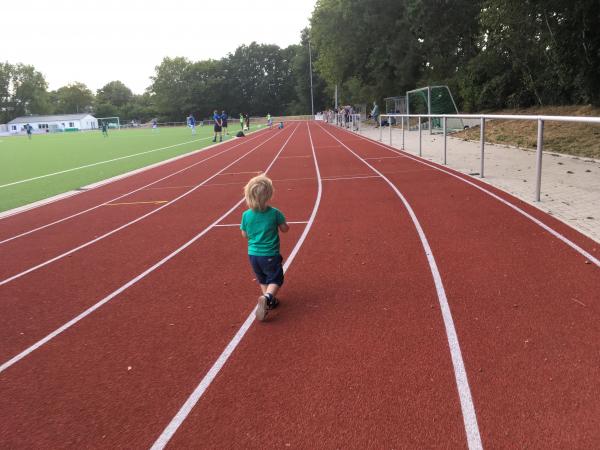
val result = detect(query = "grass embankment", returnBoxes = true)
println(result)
[453,105,600,159]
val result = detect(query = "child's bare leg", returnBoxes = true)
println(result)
[260,284,268,294]
[266,283,280,297]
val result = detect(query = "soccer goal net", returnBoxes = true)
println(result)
[97,117,121,129]
[406,86,463,133]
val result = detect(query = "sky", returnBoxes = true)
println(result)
[1,0,317,94]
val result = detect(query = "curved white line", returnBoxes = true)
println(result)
[0,125,300,374]
[0,131,268,245]
[346,127,600,268]
[318,123,483,450]
[0,130,285,286]
[150,122,323,450]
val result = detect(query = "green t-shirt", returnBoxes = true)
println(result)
[240,206,286,256]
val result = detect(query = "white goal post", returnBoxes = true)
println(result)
[96,117,121,129]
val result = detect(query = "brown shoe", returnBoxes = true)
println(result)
[255,295,268,321]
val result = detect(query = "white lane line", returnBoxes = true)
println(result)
[319,123,483,450]
[363,155,406,160]
[150,122,322,450]
[214,221,309,228]
[219,171,262,176]
[0,130,287,286]
[0,125,301,375]
[0,136,218,189]
[0,132,269,245]
[278,155,311,159]
[322,175,380,181]
[346,127,600,268]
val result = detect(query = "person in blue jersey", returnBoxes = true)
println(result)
[187,114,196,135]
[221,110,229,135]
[212,109,223,142]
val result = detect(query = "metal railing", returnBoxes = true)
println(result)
[365,113,600,202]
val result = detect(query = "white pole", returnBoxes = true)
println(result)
[418,116,422,156]
[401,115,405,150]
[535,119,544,201]
[480,118,485,178]
[334,85,338,110]
[308,41,315,117]
[443,116,447,164]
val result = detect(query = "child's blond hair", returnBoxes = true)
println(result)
[244,175,273,211]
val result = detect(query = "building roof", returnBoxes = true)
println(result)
[8,113,95,124]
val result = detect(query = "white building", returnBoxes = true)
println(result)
[7,113,98,134]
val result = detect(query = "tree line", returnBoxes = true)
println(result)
[0,39,327,124]
[2,0,599,124]
[310,0,600,111]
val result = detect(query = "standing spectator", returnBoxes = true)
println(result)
[245,113,250,131]
[221,110,229,135]
[371,101,380,127]
[213,109,223,142]
[240,113,244,130]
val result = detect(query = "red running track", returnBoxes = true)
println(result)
[0,121,599,449]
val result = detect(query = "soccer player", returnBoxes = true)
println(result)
[213,109,223,142]
[187,114,196,135]
[240,113,244,130]
[267,113,273,128]
[152,119,158,132]
[221,110,229,135]
[101,121,108,137]
[25,124,32,139]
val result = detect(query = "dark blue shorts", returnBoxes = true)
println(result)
[249,254,284,286]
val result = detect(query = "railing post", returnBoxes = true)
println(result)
[389,116,393,146]
[443,116,447,164]
[379,116,383,141]
[480,117,485,178]
[418,116,422,157]
[535,119,544,201]
[401,115,405,150]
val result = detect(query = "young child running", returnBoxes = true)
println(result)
[241,175,289,321]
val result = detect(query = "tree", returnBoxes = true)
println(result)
[51,82,94,114]
[96,81,133,107]
[148,57,193,121]
[11,64,51,118]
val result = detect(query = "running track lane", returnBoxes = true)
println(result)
[323,124,600,447]
[0,126,297,363]
[0,130,278,278]
[153,122,473,448]
[0,123,318,448]
[0,128,271,242]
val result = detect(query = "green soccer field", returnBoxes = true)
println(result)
[0,124,261,212]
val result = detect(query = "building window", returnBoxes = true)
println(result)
[11,125,16,130]
[69,122,74,127]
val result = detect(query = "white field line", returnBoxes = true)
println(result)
[214,220,308,228]
[0,132,268,245]
[0,128,266,221]
[0,124,301,375]
[346,127,600,268]
[0,129,287,287]
[0,136,217,189]
[150,122,322,450]
[319,123,483,450]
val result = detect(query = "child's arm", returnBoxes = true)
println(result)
[279,222,289,233]
[241,230,248,238]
